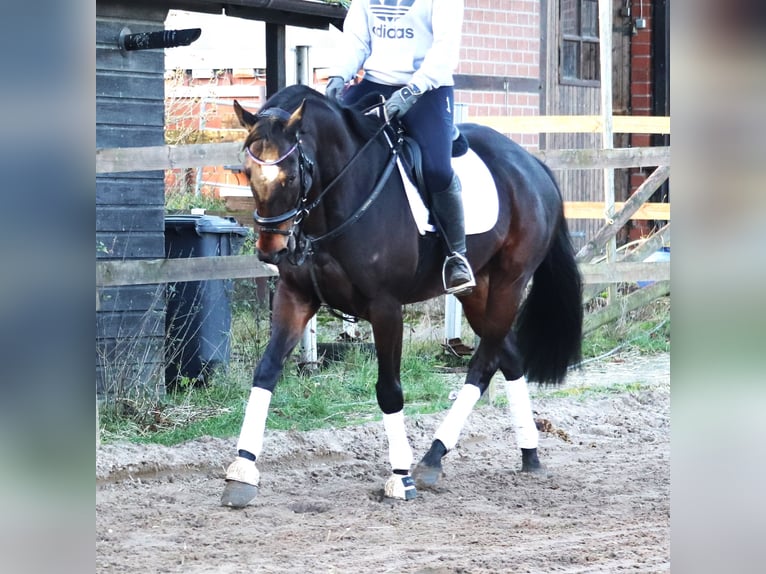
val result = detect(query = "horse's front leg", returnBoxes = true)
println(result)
[369,303,417,501]
[221,284,317,508]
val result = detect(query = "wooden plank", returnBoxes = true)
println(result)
[97,143,669,174]
[96,255,664,288]
[565,201,670,220]
[465,115,671,134]
[578,261,670,284]
[96,255,278,287]
[97,141,241,174]
[576,165,671,262]
[535,146,670,170]
[583,280,671,334]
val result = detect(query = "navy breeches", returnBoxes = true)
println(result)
[343,79,455,194]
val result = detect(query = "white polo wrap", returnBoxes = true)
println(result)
[505,376,538,449]
[383,410,413,471]
[236,387,273,458]
[434,384,481,451]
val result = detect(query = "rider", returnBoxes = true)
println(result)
[325,0,475,295]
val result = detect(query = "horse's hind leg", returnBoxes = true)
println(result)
[496,334,544,473]
[369,302,417,501]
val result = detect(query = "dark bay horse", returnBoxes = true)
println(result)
[221,84,582,507]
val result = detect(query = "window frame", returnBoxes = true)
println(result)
[559,0,601,87]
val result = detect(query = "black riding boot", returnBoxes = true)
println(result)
[429,174,476,295]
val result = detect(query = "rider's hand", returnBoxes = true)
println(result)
[384,84,422,120]
[325,76,346,101]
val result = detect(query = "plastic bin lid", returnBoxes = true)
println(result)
[165,214,249,236]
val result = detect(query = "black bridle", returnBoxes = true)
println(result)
[244,106,399,264]
[244,109,315,236]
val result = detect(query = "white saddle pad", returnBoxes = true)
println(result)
[398,148,499,236]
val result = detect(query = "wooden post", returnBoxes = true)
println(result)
[599,0,616,304]
[300,315,318,366]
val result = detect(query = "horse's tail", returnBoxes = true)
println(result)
[515,206,583,386]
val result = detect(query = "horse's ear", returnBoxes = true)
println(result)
[287,99,307,131]
[233,99,257,130]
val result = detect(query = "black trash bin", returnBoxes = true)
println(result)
[164,214,249,386]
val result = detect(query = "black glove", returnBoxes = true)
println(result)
[325,76,345,101]
[384,84,422,119]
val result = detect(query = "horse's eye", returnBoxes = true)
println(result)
[287,174,296,184]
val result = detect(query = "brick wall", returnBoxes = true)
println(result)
[628,3,655,240]
[457,0,541,149]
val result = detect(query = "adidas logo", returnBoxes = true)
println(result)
[370,0,416,23]
[370,0,415,39]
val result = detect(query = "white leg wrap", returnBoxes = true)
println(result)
[506,376,538,449]
[434,384,481,451]
[235,387,272,459]
[383,411,413,471]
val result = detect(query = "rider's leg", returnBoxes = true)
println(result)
[403,86,475,295]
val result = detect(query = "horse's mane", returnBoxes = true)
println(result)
[255,84,384,145]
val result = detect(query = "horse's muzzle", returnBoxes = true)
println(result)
[257,247,288,265]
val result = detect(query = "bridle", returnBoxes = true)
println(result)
[244,109,315,237]
[243,106,399,264]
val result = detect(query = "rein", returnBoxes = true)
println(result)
[245,105,399,320]
[245,106,396,255]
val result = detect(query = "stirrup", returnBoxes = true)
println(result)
[443,253,476,295]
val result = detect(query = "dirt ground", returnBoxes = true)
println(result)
[97,352,670,573]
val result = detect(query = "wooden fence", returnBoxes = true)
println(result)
[96,114,670,339]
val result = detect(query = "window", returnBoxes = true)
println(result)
[560,0,600,85]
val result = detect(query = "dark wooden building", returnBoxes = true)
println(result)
[96,0,345,398]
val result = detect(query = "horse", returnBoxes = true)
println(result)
[220,84,583,507]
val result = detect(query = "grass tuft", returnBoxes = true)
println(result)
[99,294,669,446]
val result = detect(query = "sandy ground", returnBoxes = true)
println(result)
[97,352,670,573]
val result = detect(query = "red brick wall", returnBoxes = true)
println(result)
[457,0,541,149]
[628,4,656,240]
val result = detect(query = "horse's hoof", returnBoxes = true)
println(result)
[221,457,260,508]
[221,480,259,508]
[412,462,443,488]
[521,462,549,477]
[384,474,417,500]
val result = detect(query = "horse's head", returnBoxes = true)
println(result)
[234,97,315,264]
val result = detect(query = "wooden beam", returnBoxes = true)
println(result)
[565,201,670,220]
[578,261,670,284]
[583,280,671,334]
[582,223,671,302]
[96,255,278,287]
[465,115,671,134]
[97,143,669,174]
[535,146,670,170]
[576,165,671,262]
[96,255,666,288]
[96,141,241,174]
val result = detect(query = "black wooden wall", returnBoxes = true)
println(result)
[96,3,168,398]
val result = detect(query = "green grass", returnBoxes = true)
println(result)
[99,297,669,446]
[165,190,228,212]
[536,380,647,401]
[581,298,670,359]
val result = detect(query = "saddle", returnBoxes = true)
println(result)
[356,93,469,208]
[398,131,470,208]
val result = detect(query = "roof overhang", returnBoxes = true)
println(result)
[154,0,346,30]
